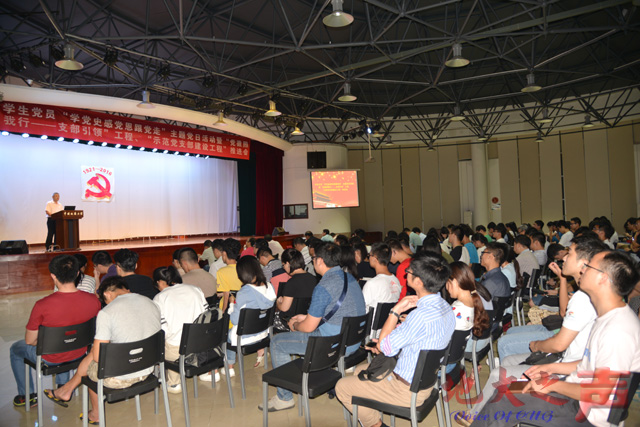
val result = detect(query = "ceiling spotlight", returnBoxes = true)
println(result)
[139,147,145,151]
[265,100,281,117]
[73,138,79,143]
[152,148,158,152]
[364,156,376,163]
[57,136,64,142]
[196,154,200,158]
[323,0,354,28]
[521,73,542,93]
[539,108,553,123]
[174,151,179,155]
[237,83,249,96]
[127,145,133,149]
[40,135,48,140]
[185,153,190,157]
[338,83,357,102]
[10,57,26,73]
[445,43,469,68]
[535,132,544,143]
[343,135,349,141]
[427,145,436,152]
[88,140,94,145]
[101,142,107,147]
[115,143,121,148]
[202,75,216,88]
[104,48,118,66]
[204,156,209,159]
[50,45,65,62]
[214,111,227,126]
[450,105,465,121]
[291,126,304,136]
[137,90,155,109]
[55,43,84,70]
[163,150,168,154]
[372,128,383,138]
[385,137,394,146]
[583,115,595,128]
[1,131,9,136]
[477,131,488,141]
[22,133,30,138]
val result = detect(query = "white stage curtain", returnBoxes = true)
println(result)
[0,134,239,243]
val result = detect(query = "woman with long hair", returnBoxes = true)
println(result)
[225,256,276,374]
[444,262,491,373]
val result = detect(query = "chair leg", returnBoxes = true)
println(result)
[225,360,235,408]
[98,383,106,427]
[390,415,396,427]
[352,404,359,427]
[238,351,246,399]
[159,366,173,427]
[154,386,159,414]
[182,371,190,427]
[135,394,142,421]
[489,345,496,370]
[36,366,43,427]
[472,353,481,397]
[298,394,303,417]
[262,381,269,427]
[434,396,444,427]
[82,384,89,427]
[24,363,30,412]
[303,389,311,427]
[442,389,451,427]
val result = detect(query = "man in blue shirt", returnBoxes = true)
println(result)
[260,242,366,412]
[335,252,456,427]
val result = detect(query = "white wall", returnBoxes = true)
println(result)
[0,134,238,243]
[282,143,351,235]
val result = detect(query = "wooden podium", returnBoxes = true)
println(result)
[52,210,84,250]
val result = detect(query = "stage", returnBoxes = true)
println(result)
[0,234,302,296]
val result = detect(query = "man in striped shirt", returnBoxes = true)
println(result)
[336,252,456,427]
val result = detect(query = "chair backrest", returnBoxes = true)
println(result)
[36,317,96,356]
[370,302,395,332]
[179,314,229,355]
[236,306,275,336]
[531,269,541,288]
[289,297,312,316]
[410,348,447,393]
[521,272,531,289]
[492,297,511,324]
[442,329,472,366]
[301,333,345,373]
[97,330,165,379]
[608,372,640,425]
[341,312,372,348]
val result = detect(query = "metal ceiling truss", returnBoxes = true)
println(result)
[1,0,639,143]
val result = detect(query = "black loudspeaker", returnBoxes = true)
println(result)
[307,151,327,169]
[0,240,29,255]
[272,227,286,236]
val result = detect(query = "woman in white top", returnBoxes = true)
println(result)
[445,262,491,373]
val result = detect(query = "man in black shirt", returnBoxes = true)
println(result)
[113,248,158,299]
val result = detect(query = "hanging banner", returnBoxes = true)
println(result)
[0,101,250,160]
[82,166,115,202]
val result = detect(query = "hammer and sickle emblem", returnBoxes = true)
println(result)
[85,173,112,199]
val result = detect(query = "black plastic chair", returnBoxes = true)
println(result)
[262,333,345,427]
[513,272,531,326]
[289,296,313,316]
[608,371,640,426]
[351,348,447,427]
[164,314,235,427]
[368,302,396,340]
[227,306,275,399]
[490,296,512,341]
[338,312,373,376]
[439,329,472,427]
[464,309,494,397]
[80,330,172,427]
[24,317,96,427]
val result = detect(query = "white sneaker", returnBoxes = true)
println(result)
[167,383,182,394]
[345,366,355,373]
[222,367,236,378]
[199,372,221,382]
[258,395,295,412]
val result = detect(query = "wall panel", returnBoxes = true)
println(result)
[497,140,522,224]
[607,126,636,230]
[438,143,461,225]
[382,149,403,232]
[561,132,588,220]
[583,129,611,220]
[347,150,367,230]
[538,135,563,222]
[400,147,423,229]
[420,148,442,229]
[517,137,542,224]
[363,150,385,233]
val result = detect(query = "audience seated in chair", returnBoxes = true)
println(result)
[179,247,217,298]
[216,238,243,313]
[114,248,158,299]
[335,251,456,427]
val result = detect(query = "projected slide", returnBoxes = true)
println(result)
[311,170,360,209]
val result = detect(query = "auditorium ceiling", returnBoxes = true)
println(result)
[1,0,639,144]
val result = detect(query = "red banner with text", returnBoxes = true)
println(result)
[0,101,250,160]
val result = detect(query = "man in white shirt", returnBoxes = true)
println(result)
[153,271,208,393]
[208,239,226,282]
[467,250,640,427]
[293,237,312,265]
[45,192,63,251]
[265,234,285,258]
[198,240,216,271]
[558,220,574,247]
[362,242,401,319]
[529,231,548,267]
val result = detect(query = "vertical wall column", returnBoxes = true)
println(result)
[471,143,489,227]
